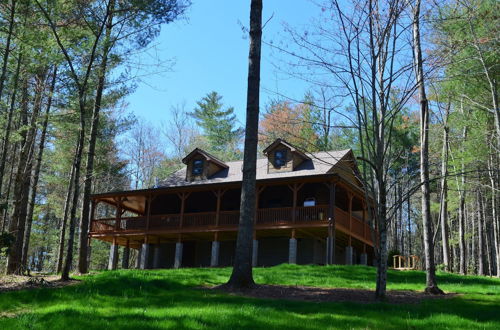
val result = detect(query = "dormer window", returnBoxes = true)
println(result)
[182,148,229,182]
[274,150,287,167]
[192,159,204,176]
[263,138,312,174]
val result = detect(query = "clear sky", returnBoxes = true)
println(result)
[124,0,320,127]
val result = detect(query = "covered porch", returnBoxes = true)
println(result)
[90,177,376,270]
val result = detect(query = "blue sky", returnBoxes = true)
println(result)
[124,0,320,127]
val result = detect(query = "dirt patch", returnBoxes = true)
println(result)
[0,275,79,293]
[213,284,456,304]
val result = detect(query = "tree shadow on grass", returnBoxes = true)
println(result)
[3,285,499,329]
[257,264,500,293]
[1,268,499,329]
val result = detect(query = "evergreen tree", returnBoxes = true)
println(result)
[190,91,243,155]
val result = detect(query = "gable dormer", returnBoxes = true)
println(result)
[263,139,311,173]
[182,148,228,182]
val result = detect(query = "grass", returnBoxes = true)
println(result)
[0,264,499,329]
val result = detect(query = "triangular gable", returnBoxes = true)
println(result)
[262,138,311,161]
[182,148,228,169]
[182,148,228,181]
[263,138,311,173]
[327,150,364,188]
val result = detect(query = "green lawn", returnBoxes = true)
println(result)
[0,264,499,329]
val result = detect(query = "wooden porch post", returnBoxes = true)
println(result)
[216,190,221,227]
[122,239,130,269]
[255,186,265,224]
[108,236,119,270]
[362,202,367,240]
[145,194,152,231]
[327,182,336,265]
[213,190,225,227]
[289,183,303,223]
[114,198,122,231]
[89,200,97,232]
[178,192,189,228]
[348,193,353,246]
[289,229,297,264]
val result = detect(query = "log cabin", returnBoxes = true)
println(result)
[89,138,376,270]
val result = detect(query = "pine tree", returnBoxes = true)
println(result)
[190,91,243,154]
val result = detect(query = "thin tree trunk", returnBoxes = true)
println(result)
[34,0,111,281]
[477,190,485,275]
[489,155,500,277]
[391,183,398,252]
[6,77,30,274]
[412,0,442,294]
[56,163,76,273]
[9,70,47,272]
[458,103,468,275]
[78,0,115,273]
[470,204,475,273]
[0,51,23,225]
[440,105,450,271]
[407,192,412,255]
[61,123,86,280]
[375,179,389,299]
[398,183,404,255]
[21,67,57,268]
[482,195,492,276]
[226,0,262,289]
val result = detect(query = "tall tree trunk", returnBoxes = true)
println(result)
[34,0,112,280]
[6,78,29,274]
[482,195,492,276]
[7,70,47,274]
[477,190,485,275]
[470,204,475,273]
[61,123,85,280]
[56,165,76,273]
[458,104,468,275]
[226,0,262,289]
[392,184,398,251]
[489,154,500,277]
[0,51,23,227]
[412,0,442,294]
[398,183,404,255]
[21,67,57,268]
[78,0,115,273]
[407,192,412,255]
[61,129,85,280]
[440,105,450,271]
[375,179,389,299]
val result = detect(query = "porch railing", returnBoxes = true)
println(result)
[90,204,373,243]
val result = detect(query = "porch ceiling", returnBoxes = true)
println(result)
[98,195,147,215]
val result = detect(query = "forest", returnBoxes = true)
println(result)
[0,0,498,298]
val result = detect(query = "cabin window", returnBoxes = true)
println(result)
[192,159,204,176]
[274,150,287,167]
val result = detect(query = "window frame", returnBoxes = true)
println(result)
[274,149,287,167]
[192,159,204,176]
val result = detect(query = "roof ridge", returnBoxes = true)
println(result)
[221,149,351,164]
